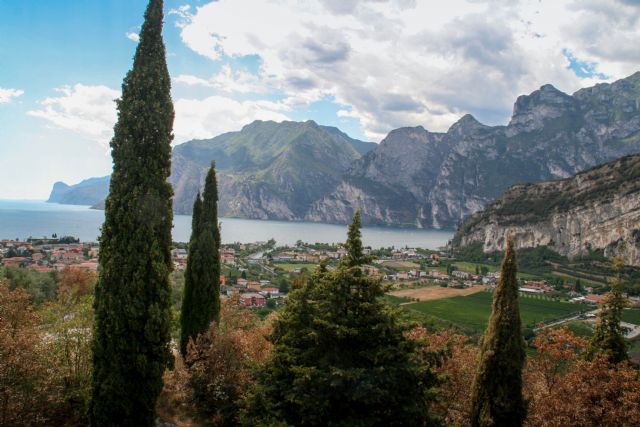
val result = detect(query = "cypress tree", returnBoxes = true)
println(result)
[470,238,526,427]
[587,256,628,363]
[90,1,174,425]
[180,165,221,356]
[180,193,203,356]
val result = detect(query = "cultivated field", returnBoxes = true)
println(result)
[389,285,488,301]
[404,291,586,332]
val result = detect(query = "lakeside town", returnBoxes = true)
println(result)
[4,235,639,315]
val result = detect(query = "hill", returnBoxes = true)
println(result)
[453,155,640,266]
[47,176,110,206]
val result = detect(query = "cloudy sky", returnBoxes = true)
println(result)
[1,0,639,199]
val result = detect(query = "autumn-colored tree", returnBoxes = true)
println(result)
[470,238,527,427]
[410,327,479,426]
[57,267,96,302]
[186,297,272,426]
[0,280,46,426]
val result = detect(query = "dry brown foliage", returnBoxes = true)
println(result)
[57,268,96,302]
[0,280,47,426]
[182,297,272,426]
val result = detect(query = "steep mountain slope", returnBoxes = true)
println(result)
[452,155,640,266]
[170,120,374,218]
[47,176,110,206]
[309,72,640,228]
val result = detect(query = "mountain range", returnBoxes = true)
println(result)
[453,154,640,266]
[49,72,640,229]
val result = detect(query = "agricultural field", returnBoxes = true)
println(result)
[403,291,586,332]
[389,284,488,301]
[622,309,640,325]
[273,263,317,272]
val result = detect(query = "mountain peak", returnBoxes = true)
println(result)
[447,114,486,137]
[507,83,577,134]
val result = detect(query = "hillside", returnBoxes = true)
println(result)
[308,72,640,228]
[453,155,640,266]
[47,176,110,206]
[170,120,375,218]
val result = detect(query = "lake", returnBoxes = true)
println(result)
[0,200,453,249]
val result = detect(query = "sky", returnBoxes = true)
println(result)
[1,0,639,199]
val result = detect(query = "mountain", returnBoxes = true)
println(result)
[170,120,375,218]
[47,176,110,206]
[307,72,640,228]
[452,154,640,266]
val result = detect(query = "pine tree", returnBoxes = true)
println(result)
[180,165,221,356]
[243,214,438,426]
[90,1,174,425]
[343,209,369,268]
[470,238,527,427]
[587,256,629,363]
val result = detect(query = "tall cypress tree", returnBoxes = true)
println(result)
[587,256,629,363]
[470,238,526,427]
[90,1,174,425]
[180,193,203,356]
[180,165,221,356]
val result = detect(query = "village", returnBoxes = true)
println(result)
[2,236,638,313]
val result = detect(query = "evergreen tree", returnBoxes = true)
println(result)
[90,1,174,425]
[470,238,526,427]
[180,193,203,356]
[180,165,221,356]
[343,209,369,268]
[587,256,628,363]
[243,215,438,426]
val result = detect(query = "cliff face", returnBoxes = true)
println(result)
[168,120,375,218]
[47,176,110,206]
[453,155,640,266]
[309,72,640,228]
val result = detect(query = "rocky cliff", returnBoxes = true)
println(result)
[309,72,640,228]
[453,155,640,266]
[47,176,110,206]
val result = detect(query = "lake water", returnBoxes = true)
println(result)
[0,200,453,249]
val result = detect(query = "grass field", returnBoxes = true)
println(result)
[404,291,586,332]
[622,309,640,325]
[273,263,317,272]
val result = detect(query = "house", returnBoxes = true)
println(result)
[429,270,449,279]
[247,282,261,292]
[396,271,409,280]
[584,294,606,305]
[239,293,266,307]
[236,278,248,288]
[261,287,280,297]
[452,270,471,280]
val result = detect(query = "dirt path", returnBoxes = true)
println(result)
[389,285,489,301]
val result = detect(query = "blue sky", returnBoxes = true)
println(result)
[1,0,639,199]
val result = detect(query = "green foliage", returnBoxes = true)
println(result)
[243,260,439,424]
[180,165,222,356]
[406,292,583,333]
[90,1,174,425]
[0,266,57,304]
[587,257,629,363]
[342,209,370,268]
[470,239,527,427]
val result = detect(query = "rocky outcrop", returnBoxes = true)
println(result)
[310,72,640,228]
[453,155,640,266]
[47,176,110,206]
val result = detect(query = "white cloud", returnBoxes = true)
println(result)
[27,84,119,147]
[173,96,290,142]
[28,83,290,147]
[174,64,267,93]
[126,32,140,42]
[0,87,24,104]
[174,0,640,140]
